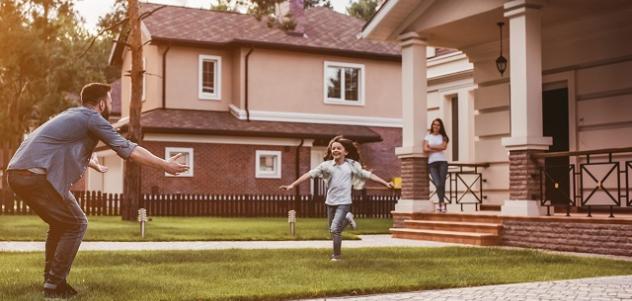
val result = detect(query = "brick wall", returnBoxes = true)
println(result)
[140,141,311,194]
[509,150,542,200]
[361,126,401,191]
[502,219,632,257]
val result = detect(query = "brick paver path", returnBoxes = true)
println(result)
[298,275,632,301]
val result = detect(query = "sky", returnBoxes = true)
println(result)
[73,0,354,33]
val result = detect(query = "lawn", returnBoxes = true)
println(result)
[2,247,632,300]
[0,216,392,241]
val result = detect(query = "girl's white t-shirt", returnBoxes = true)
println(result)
[424,133,447,164]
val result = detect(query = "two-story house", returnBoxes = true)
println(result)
[88,1,475,197]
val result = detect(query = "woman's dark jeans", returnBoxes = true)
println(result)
[8,171,88,287]
[429,161,448,204]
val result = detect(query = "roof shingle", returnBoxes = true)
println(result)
[140,3,400,58]
[119,109,382,143]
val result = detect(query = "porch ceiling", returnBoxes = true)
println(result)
[364,0,632,49]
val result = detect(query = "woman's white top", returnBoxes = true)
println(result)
[424,133,448,164]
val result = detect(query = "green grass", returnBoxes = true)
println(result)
[1,247,632,300]
[0,216,392,241]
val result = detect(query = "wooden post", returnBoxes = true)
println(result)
[122,0,144,221]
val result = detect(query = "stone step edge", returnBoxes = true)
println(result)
[404,220,502,228]
[390,228,499,238]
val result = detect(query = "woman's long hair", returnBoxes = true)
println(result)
[323,135,361,162]
[429,118,450,142]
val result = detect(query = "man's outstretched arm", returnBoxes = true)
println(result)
[128,146,189,175]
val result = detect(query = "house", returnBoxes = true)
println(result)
[88,0,476,196]
[361,0,632,256]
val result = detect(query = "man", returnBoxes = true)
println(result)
[6,83,188,299]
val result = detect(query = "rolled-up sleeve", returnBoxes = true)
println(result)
[89,115,137,159]
[308,162,326,178]
[354,162,372,180]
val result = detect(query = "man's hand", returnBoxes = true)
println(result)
[89,153,109,173]
[165,153,189,175]
[279,184,294,191]
[95,164,109,173]
[385,182,394,189]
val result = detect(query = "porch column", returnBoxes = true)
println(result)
[501,0,552,216]
[394,32,433,215]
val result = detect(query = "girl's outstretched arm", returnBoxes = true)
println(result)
[369,173,394,189]
[280,172,312,190]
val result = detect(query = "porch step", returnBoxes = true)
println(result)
[480,204,501,211]
[403,220,502,235]
[390,228,500,246]
[415,213,502,224]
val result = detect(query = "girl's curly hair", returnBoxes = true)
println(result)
[323,135,361,162]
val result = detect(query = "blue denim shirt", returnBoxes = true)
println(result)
[8,107,137,198]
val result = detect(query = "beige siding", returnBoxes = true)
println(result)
[247,49,402,118]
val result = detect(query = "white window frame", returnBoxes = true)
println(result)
[164,147,194,177]
[255,150,282,179]
[198,54,222,100]
[323,61,365,106]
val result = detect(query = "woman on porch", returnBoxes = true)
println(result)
[424,118,449,213]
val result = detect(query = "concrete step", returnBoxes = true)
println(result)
[403,220,502,235]
[390,228,500,246]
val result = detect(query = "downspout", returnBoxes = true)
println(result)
[244,48,254,121]
[161,45,171,109]
[294,138,305,210]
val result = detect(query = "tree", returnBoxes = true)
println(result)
[0,0,107,206]
[304,0,331,9]
[346,0,378,22]
[121,0,144,221]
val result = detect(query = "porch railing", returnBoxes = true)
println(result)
[427,163,489,211]
[532,146,632,216]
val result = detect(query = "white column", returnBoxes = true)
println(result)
[397,32,427,155]
[394,32,433,213]
[501,0,552,216]
[501,0,551,150]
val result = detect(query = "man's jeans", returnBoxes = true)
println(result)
[429,161,449,204]
[8,171,88,287]
[327,204,350,257]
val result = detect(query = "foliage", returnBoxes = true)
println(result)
[346,0,379,22]
[0,0,109,156]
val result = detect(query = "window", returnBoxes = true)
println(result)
[256,150,282,179]
[164,147,194,177]
[198,54,222,100]
[324,61,364,105]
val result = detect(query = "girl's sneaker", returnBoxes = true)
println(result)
[345,212,357,229]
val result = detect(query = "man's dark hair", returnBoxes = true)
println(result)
[80,83,111,106]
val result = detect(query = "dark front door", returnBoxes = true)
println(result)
[542,88,570,206]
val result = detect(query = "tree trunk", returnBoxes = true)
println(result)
[122,0,143,221]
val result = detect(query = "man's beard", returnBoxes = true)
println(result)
[101,105,110,120]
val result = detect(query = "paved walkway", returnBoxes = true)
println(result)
[298,275,632,301]
[0,235,460,252]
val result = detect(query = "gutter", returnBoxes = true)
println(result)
[245,48,254,122]
[295,138,305,197]
[161,45,171,109]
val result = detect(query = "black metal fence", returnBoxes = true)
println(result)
[0,188,400,218]
[533,147,632,216]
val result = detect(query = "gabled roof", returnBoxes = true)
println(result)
[110,3,400,64]
[117,108,382,144]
